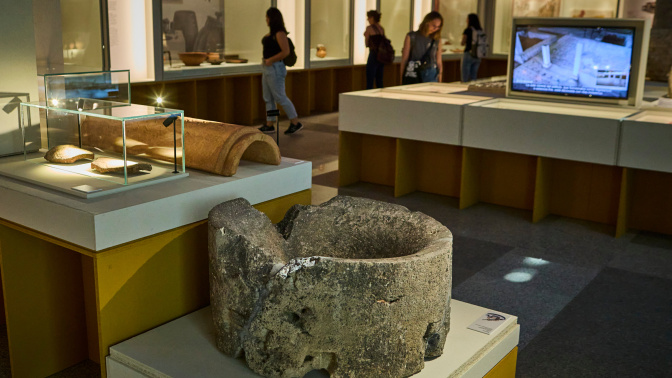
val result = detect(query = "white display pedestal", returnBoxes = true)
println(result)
[339,86,492,145]
[107,300,519,378]
[619,110,672,173]
[462,98,638,166]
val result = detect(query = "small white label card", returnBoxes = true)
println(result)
[467,312,508,335]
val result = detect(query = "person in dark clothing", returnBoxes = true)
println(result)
[461,13,483,82]
[258,7,302,135]
[364,10,385,89]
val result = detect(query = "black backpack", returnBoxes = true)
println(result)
[284,37,297,67]
[369,25,394,64]
[376,36,395,64]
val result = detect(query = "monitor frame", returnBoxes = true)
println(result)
[506,17,651,108]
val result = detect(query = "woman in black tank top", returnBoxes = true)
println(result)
[259,7,302,135]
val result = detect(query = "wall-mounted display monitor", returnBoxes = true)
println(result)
[506,18,650,107]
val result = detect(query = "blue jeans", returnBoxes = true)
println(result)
[461,52,481,82]
[262,61,298,122]
[421,65,438,83]
[366,52,384,89]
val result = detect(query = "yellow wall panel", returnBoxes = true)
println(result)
[629,169,672,235]
[359,134,396,187]
[479,150,536,210]
[415,142,462,197]
[484,346,518,378]
[549,159,621,225]
[0,225,89,378]
[338,131,363,187]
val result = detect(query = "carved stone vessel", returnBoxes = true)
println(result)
[81,117,280,176]
[208,196,453,378]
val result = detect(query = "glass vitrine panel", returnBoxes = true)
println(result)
[15,100,186,196]
[224,0,270,64]
[310,0,352,63]
[621,0,656,20]
[41,70,131,104]
[493,0,620,54]
[436,0,479,55]
[161,0,270,75]
[277,0,307,70]
[353,0,377,64]
[379,0,412,56]
[33,0,103,74]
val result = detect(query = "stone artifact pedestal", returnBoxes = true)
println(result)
[209,196,453,377]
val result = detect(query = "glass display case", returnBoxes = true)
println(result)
[159,0,271,78]
[492,0,620,55]
[39,70,131,105]
[6,99,187,198]
[277,0,307,70]
[310,0,352,66]
[621,0,656,20]
[436,0,479,55]
[353,0,377,64]
[380,0,412,56]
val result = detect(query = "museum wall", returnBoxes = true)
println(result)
[0,0,39,157]
[380,0,412,53]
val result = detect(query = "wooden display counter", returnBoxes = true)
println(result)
[339,87,672,237]
[0,158,312,378]
[105,300,519,378]
[129,59,509,126]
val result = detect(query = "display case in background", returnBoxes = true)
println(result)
[492,0,620,54]
[277,0,307,70]
[33,0,104,75]
[159,0,272,79]
[436,0,479,56]
[353,0,378,65]
[5,100,186,198]
[310,0,352,66]
[380,0,412,56]
[621,0,656,20]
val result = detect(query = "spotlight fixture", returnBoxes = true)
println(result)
[163,114,178,127]
[51,99,59,106]
[156,97,163,105]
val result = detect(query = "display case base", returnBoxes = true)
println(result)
[0,152,188,198]
[106,300,519,378]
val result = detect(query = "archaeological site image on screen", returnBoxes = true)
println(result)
[511,25,636,100]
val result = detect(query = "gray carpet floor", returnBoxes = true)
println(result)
[4,112,671,377]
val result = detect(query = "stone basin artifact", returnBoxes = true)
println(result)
[209,196,453,377]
